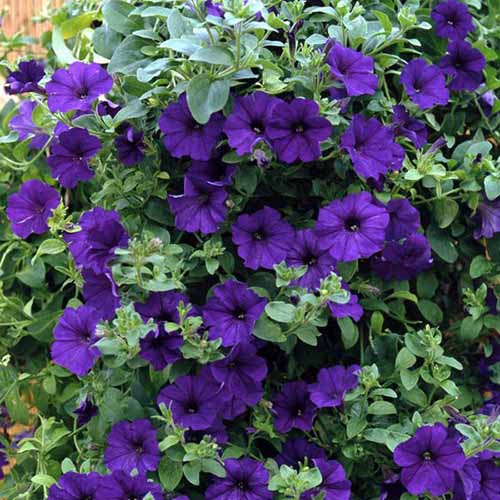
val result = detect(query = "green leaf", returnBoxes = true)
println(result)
[108,36,153,75]
[417,299,443,325]
[485,175,500,201]
[434,198,459,228]
[364,428,389,443]
[441,379,460,396]
[427,224,458,263]
[186,76,231,124]
[137,58,170,82]
[190,47,234,66]
[368,401,397,415]
[265,302,296,323]
[416,271,439,299]
[295,325,321,346]
[338,317,359,349]
[346,417,367,438]
[158,456,183,491]
[167,9,190,37]
[470,255,493,279]
[31,474,56,487]
[400,369,419,390]
[386,291,418,303]
[61,12,96,38]
[103,0,141,34]
[201,458,226,477]
[32,238,66,263]
[113,100,148,125]
[373,10,392,33]
[93,25,123,59]
[459,316,483,341]
[183,461,201,485]
[395,347,417,370]
[52,27,77,65]
[253,316,287,343]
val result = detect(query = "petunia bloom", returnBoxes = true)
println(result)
[47,471,101,500]
[400,59,449,109]
[473,459,500,499]
[474,200,500,239]
[223,92,279,155]
[82,269,121,321]
[392,105,428,149]
[64,207,129,273]
[187,159,235,186]
[340,114,403,180]
[6,179,60,239]
[301,459,351,500]
[46,62,113,113]
[104,419,161,474]
[9,101,49,150]
[168,176,227,234]
[273,381,317,433]
[385,198,421,241]
[452,458,481,500]
[328,282,364,322]
[50,305,101,377]
[394,423,466,496]
[286,229,337,290]
[96,471,164,500]
[267,98,332,163]
[232,206,295,270]
[327,43,378,96]
[315,191,389,262]
[159,94,224,160]
[5,60,45,95]
[74,397,99,427]
[210,342,267,404]
[205,458,272,500]
[114,127,146,166]
[275,438,327,468]
[203,280,267,346]
[372,233,433,281]
[431,0,474,41]
[439,40,486,92]
[47,128,102,188]
[309,365,360,408]
[157,373,222,430]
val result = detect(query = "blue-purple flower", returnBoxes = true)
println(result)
[74,397,99,427]
[47,471,101,500]
[301,459,351,500]
[267,98,332,163]
[328,283,364,322]
[232,206,295,270]
[96,471,164,500]
[385,198,421,241]
[315,191,389,262]
[6,179,60,239]
[9,101,49,150]
[273,381,317,433]
[309,365,360,408]
[203,280,267,346]
[115,127,146,166]
[46,62,113,113]
[431,0,474,40]
[82,269,121,321]
[474,200,500,239]
[275,438,327,468]
[392,105,428,149]
[5,60,45,95]
[50,305,101,377]
[104,419,160,474]
[47,128,102,188]
[159,94,224,160]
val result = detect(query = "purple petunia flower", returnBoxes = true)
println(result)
[328,282,364,322]
[203,280,267,346]
[9,101,49,150]
[6,179,60,239]
[96,471,164,500]
[275,438,327,468]
[286,229,337,290]
[385,198,421,241]
[480,89,496,116]
[393,423,466,496]
[340,114,403,180]
[47,128,102,188]
[187,159,235,186]
[135,290,191,326]
[223,92,279,155]
[473,459,500,499]
[97,99,122,118]
[440,40,486,92]
[315,191,389,262]
[50,305,101,377]
[168,176,228,234]
[205,458,272,500]
[64,207,128,273]
[157,373,222,430]
[452,458,481,500]
[206,0,224,17]
[372,233,433,281]
[47,471,101,500]
[267,98,332,163]
[159,94,224,160]
[309,365,360,408]
[114,127,146,166]
[74,396,99,427]
[210,342,267,404]
[380,473,407,500]
[474,200,500,239]
[431,0,474,41]
[5,60,45,95]
[301,459,351,500]
[273,381,317,433]
[400,59,450,109]
[232,206,295,270]
[104,419,161,474]
[327,43,378,96]
[392,105,428,149]
[82,269,121,321]
[46,62,113,113]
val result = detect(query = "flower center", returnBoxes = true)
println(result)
[134,442,144,454]
[234,310,246,320]
[76,87,89,99]
[253,231,264,241]
[345,217,361,232]
[306,255,316,266]
[295,123,305,133]
[422,451,433,461]
[252,122,263,134]
[186,403,198,414]
[237,480,248,491]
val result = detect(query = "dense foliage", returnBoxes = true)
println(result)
[0,0,499,499]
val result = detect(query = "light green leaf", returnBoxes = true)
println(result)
[186,76,231,124]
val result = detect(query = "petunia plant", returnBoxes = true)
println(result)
[0,0,499,499]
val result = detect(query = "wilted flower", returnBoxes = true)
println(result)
[9,101,49,150]
[74,397,99,427]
